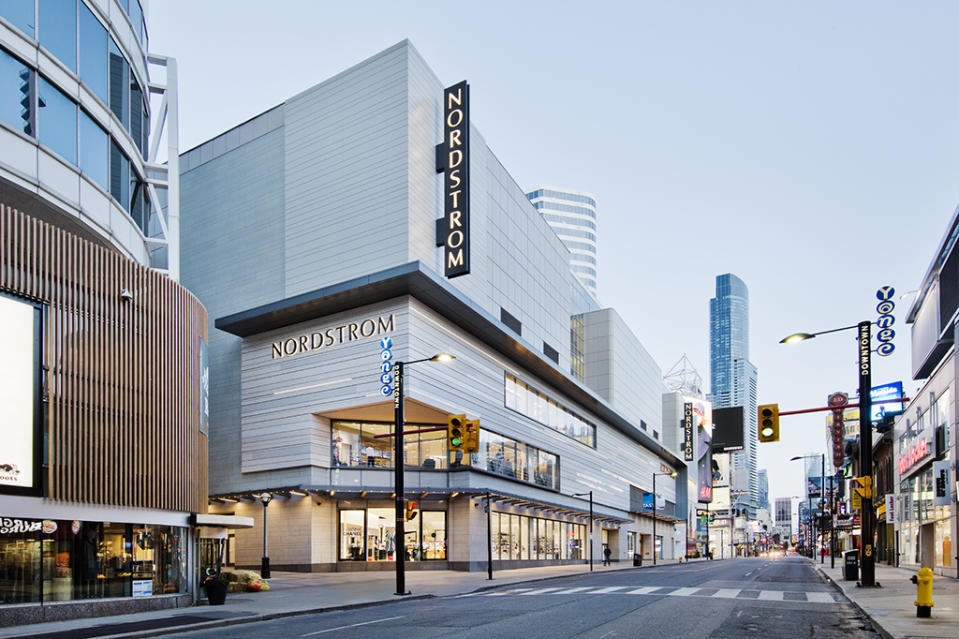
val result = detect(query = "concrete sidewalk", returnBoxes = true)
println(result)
[0,557,707,639]
[813,559,959,638]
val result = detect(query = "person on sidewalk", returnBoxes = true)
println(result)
[603,546,612,566]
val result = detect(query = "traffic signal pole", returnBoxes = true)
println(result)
[393,361,408,595]
[857,321,877,587]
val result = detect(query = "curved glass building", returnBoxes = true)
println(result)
[526,187,598,299]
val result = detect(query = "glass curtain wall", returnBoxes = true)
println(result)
[489,512,586,561]
[505,374,595,447]
[338,508,447,562]
[455,429,560,491]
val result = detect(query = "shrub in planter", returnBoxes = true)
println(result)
[202,572,229,605]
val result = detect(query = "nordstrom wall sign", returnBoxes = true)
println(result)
[271,314,395,359]
[435,80,470,278]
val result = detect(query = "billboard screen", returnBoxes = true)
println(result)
[871,381,904,422]
[711,406,744,452]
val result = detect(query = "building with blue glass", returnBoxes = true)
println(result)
[1,1,217,623]
[708,273,758,521]
[179,40,686,573]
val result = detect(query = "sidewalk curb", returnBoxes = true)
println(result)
[3,558,715,639]
[812,562,893,639]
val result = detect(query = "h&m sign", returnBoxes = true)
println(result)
[435,81,470,278]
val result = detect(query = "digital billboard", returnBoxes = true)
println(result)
[871,381,904,422]
[711,406,744,452]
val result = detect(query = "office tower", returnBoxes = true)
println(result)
[758,469,769,511]
[526,187,598,299]
[708,273,759,519]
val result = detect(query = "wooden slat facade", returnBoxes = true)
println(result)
[0,203,208,513]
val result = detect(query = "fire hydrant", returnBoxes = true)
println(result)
[910,566,934,618]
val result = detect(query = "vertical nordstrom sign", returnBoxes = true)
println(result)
[436,81,470,277]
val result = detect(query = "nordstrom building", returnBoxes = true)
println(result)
[180,41,687,572]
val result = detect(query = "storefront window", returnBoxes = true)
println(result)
[339,510,364,560]
[331,421,450,469]
[462,429,560,490]
[337,507,445,562]
[366,508,395,561]
[422,512,446,560]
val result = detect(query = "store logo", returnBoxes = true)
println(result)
[436,81,470,278]
[0,518,55,534]
[271,314,394,359]
[898,437,931,474]
[875,287,896,357]
[683,402,694,461]
[379,336,393,396]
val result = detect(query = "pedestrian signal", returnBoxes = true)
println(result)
[758,404,780,442]
[855,476,872,499]
[448,414,466,451]
[405,500,419,521]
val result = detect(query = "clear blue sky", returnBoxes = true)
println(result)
[150,1,959,507]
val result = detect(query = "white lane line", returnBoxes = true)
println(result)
[666,587,700,597]
[302,615,404,636]
[590,586,626,594]
[758,590,784,601]
[520,587,562,595]
[487,588,533,596]
[626,586,660,595]
[805,592,836,603]
[551,586,592,594]
[711,588,741,598]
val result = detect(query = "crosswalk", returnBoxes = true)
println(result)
[457,584,841,604]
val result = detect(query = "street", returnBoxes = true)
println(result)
[164,557,881,639]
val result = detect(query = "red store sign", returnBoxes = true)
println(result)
[898,438,931,475]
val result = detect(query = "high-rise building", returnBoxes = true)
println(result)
[1,1,218,623]
[757,469,769,511]
[708,273,759,519]
[774,497,793,539]
[526,187,598,299]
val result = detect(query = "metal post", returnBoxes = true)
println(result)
[486,491,493,580]
[830,474,836,569]
[821,454,825,564]
[261,498,270,578]
[588,491,593,571]
[857,320,876,587]
[652,474,657,566]
[807,493,813,558]
[393,361,408,595]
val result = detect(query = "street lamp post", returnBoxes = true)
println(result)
[790,454,825,561]
[260,492,272,578]
[392,352,454,596]
[781,322,877,586]
[573,491,593,570]
[651,472,677,566]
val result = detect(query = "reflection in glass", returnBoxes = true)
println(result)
[339,510,364,560]
[110,140,129,210]
[1,0,35,37]
[38,77,77,164]
[109,38,129,127]
[39,0,77,72]
[79,3,108,104]
[79,110,107,189]
[366,508,395,561]
[421,511,446,559]
[0,49,33,135]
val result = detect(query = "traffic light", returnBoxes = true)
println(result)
[758,404,780,442]
[855,476,872,499]
[464,419,480,454]
[405,500,418,521]
[448,414,466,452]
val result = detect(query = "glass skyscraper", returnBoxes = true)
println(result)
[708,273,759,519]
[526,187,598,299]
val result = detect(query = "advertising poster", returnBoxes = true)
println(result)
[807,476,822,498]
[0,294,40,494]
[694,399,713,502]
[871,381,904,422]
[933,460,951,507]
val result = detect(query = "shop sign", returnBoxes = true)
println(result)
[898,437,932,475]
[0,518,56,534]
[379,336,394,396]
[933,460,951,507]
[435,80,471,278]
[271,314,395,359]
[885,494,896,523]
[875,287,896,357]
[0,294,42,495]
[901,493,912,521]
[132,580,152,598]
[199,338,209,435]
[683,402,694,461]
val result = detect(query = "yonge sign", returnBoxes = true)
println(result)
[436,81,470,278]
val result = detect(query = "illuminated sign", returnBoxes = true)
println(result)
[0,294,42,496]
[436,81,470,278]
[870,381,904,422]
[379,336,394,396]
[270,314,395,359]
[0,518,56,534]
[683,402,694,461]
[898,437,932,475]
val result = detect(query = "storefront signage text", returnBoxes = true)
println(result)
[0,518,56,534]
[271,314,394,359]
[683,402,694,461]
[379,336,393,396]
[898,437,931,474]
[436,81,470,278]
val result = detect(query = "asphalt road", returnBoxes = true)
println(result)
[164,557,882,638]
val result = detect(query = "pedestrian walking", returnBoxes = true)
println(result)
[603,546,612,566]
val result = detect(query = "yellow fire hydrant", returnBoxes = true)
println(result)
[910,566,934,618]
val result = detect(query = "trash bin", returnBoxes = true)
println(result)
[633,553,642,567]
[843,550,859,581]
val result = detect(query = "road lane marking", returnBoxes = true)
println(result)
[805,592,836,603]
[590,586,626,593]
[551,587,592,594]
[666,587,700,597]
[711,589,741,598]
[758,590,784,601]
[302,615,404,636]
[520,587,562,595]
[626,586,660,594]
[487,588,533,596]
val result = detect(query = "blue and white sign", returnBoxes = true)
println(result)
[132,580,152,598]
[379,336,393,396]
[875,286,896,356]
[871,381,904,422]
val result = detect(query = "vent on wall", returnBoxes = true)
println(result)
[543,342,558,364]
[501,308,521,335]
